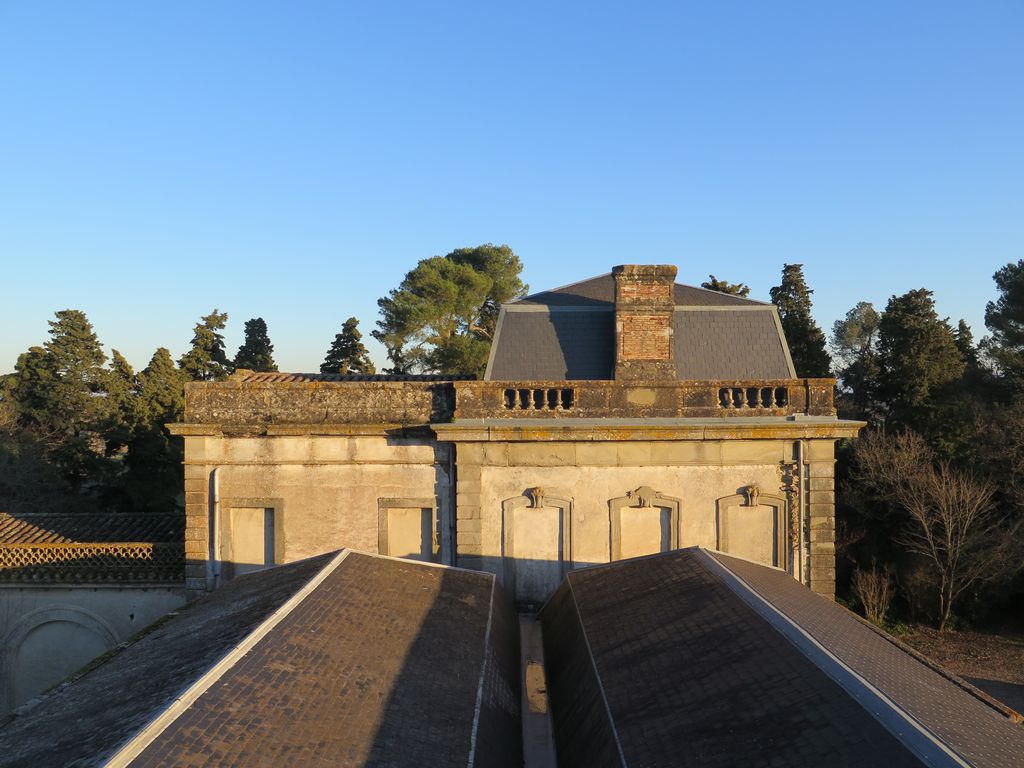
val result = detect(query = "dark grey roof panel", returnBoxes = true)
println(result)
[488,310,614,380]
[710,551,1024,768]
[130,553,520,768]
[541,550,922,768]
[0,555,331,768]
[515,274,765,307]
[674,310,794,379]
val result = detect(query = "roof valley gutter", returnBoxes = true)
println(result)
[103,549,352,768]
[465,575,496,768]
[568,577,628,768]
[697,549,970,768]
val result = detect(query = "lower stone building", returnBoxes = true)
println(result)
[0,513,186,714]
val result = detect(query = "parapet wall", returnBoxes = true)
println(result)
[178,375,836,429]
[182,379,456,429]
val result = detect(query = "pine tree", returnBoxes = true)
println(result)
[322,317,376,375]
[373,244,527,376]
[983,260,1024,387]
[831,302,882,421]
[9,310,115,491]
[769,264,832,378]
[876,289,965,427]
[700,275,751,297]
[234,317,278,372]
[179,309,232,381]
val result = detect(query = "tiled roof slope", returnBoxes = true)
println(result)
[541,549,1024,768]
[232,371,474,382]
[487,310,615,380]
[0,552,521,768]
[675,310,793,378]
[488,308,793,380]
[709,551,1024,765]
[0,513,183,544]
[0,554,332,767]
[514,273,766,307]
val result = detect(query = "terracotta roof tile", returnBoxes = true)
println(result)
[0,513,183,545]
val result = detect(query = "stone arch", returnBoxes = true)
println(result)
[500,487,573,607]
[715,486,789,569]
[609,486,682,561]
[2,605,119,713]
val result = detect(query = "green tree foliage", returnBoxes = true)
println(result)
[233,317,278,372]
[373,244,527,376]
[769,264,832,378]
[831,302,882,421]
[123,348,187,513]
[106,349,139,444]
[321,317,376,375]
[700,275,751,297]
[7,310,117,491]
[179,309,232,381]
[875,289,964,429]
[983,259,1024,387]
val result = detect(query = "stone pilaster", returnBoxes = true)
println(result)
[613,264,677,381]
[183,458,210,595]
[805,439,837,599]
[454,443,484,571]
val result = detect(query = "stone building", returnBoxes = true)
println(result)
[169,264,861,605]
[0,513,186,713]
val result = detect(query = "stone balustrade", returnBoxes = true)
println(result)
[453,379,836,420]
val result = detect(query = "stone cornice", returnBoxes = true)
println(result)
[432,417,865,442]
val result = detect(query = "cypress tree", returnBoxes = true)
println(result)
[125,347,187,513]
[179,309,232,381]
[769,264,832,378]
[322,317,376,375]
[234,317,278,372]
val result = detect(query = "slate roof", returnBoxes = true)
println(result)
[0,554,331,767]
[540,548,1024,768]
[675,309,793,379]
[0,551,520,768]
[515,273,767,307]
[486,271,796,381]
[0,513,183,544]
[487,308,794,380]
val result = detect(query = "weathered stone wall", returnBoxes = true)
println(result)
[183,380,455,427]
[0,586,186,714]
[452,437,839,599]
[181,433,452,591]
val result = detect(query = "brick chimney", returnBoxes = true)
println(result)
[612,264,677,381]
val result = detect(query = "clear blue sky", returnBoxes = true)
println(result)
[2,2,1021,373]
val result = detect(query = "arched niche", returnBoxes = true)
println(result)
[609,486,681,561]
[501,487,573,607]
[716,485,789,569]
[2,605,119,713]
